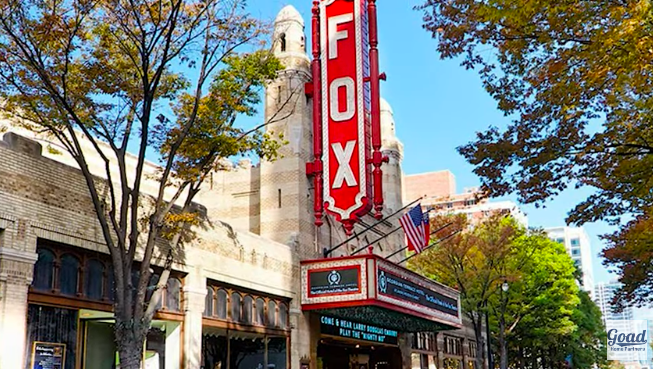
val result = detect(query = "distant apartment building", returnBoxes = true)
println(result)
[545,227,595,296]
[403,170,528,227]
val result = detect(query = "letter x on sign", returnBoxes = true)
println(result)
[331,141,357,188]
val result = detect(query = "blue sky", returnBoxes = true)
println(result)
[244,0,619,284]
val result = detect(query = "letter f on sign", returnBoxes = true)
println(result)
[332,141,357,188]
[328,13,354,60]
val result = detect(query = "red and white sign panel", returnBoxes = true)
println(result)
[321,0,371,223]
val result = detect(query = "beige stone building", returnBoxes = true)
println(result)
[0,5,466,369]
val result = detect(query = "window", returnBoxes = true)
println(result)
[231,292,242,322]
[278,303,288,329]
[84,259,104,299]
[205,287,214,317]
[33,248,55,291]
[243,295,253,324]
[30,244,184,306]
[216,289,228,319]
[166,278,181,311]
[555,238,565,244]
[255,298,265,325]
[469,341,477,357]
[571,248,580,256]
[280,33,286,52]
[570,238,580,247]
[444,336,462,356]
[59,254,80,296]
[267,300,277,327]
[204,282,290,330]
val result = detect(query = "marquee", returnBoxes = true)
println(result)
[300,254,462,332]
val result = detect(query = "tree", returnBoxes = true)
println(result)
[0,1,296,367]
[410,213,525,369]
[489,233,579,369]
[416,0,653,306]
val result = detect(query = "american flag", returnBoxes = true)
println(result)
[399,204,429,253]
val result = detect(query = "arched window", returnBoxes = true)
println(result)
[255,298,265,325]
[205,287,214,317]
[278,303,288,329]
[216,289,227,319]
[231,292,242,322]
[267,300,277,327]
[59,254,80,296]
[33,248,55,291]
[280,33,287,52]
[84,259,104,299]
[166,278,181,311]
[242,295,253,324]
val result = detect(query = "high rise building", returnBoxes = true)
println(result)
[544,227,595,296]
[403,170,528,227]
[594,282,648,364]
[595,281,634,323]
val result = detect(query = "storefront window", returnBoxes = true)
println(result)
[443,358,461,369]
[229,336,265,369]
[60,254,79,296]
[84,259,104,299]
[243,296,253,324]
[202,334,228,369]
[411,353,421,369]
[146,329,166,369]
[25,305,77,369]
[33,248,55,291]
[216,289,228,319]
[268,337,287,369]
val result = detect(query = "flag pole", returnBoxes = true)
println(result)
[323,196,423,257]
[397,229,462,265]
[350,209,437,256]
[350,226,403,256]
[383,222,454,260]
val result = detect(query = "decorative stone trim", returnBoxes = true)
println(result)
[0,247,38,264]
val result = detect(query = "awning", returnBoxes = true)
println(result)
[300,254,462,333]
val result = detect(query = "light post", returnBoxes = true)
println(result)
[499,281,509,369]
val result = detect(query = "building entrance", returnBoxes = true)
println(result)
[317,338,402,369]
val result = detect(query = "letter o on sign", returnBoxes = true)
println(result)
[330,77,355,122]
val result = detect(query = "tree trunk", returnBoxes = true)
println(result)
[518,346,525,369]
[116,318,147,369]
[499,316,507,369]
[470,314,485,369]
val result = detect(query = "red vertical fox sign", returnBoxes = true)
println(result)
[321,0,370,230]
[308,0,384,235]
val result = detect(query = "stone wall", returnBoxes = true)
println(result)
[0,131,297,369]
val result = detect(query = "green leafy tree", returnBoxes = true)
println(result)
[410,213,524,369]
[490,234,579,369]
[416,0,653,307]
[0,0,296,367]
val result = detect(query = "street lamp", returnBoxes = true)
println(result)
[499,281,509,369]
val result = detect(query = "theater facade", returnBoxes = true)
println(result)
[0,2,465,369]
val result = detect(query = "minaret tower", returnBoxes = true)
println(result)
[380,98,405,215]
[258,6,315,256]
